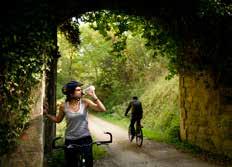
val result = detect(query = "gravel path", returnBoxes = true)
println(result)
[88,114,225,167]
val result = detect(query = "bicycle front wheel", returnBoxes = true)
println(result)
[136,128,143,147]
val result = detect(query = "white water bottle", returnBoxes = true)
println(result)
[83,85,95,95]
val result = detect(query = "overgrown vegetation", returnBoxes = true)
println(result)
[94,72,180,144]
[55,5,232,161]
[1,0,231,159]
[56,16,180,159]
[0,20,54,155]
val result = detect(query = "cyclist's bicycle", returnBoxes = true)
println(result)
[128,124,143,147]
[52,132,112,167]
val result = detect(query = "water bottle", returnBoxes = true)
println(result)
[83,85,95,95]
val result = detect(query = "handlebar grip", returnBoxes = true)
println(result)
[104,132,112,143]
[95,132,113,145]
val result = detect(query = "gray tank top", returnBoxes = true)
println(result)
[64,99,91,140]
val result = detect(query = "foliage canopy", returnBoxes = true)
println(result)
[0,0,231,155]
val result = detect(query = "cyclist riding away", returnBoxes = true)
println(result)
[125,96,143,141]
[44,80,106,167]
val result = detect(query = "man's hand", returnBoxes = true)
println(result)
[124,113,128,117]
[43,102,48,116]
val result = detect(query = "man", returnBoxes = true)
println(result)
[125,96,143,140]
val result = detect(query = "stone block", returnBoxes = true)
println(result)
[198,127,208,136]
[222,140,232,158]
[179,72,232,158]
[196,138,215,152]
[223,105,232,112]
[211,135,222,150]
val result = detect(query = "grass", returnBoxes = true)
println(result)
[93,111,166,142]
[92,141,108,160]
[94,74,180,144]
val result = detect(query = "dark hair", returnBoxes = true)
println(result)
[132,96,138,100]
[62,80,83,95]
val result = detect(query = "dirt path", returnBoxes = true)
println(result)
[88,114,225,167]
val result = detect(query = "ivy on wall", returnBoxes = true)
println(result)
[0,0,231,156]
[0,1,55,155]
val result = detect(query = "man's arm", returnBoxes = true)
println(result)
[84,98,106,112]
[125,102,132,116]
[44,103,65,123]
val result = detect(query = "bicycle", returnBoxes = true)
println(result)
[128,123,143,147]
[52,132,112,167]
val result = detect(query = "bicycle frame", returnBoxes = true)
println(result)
[52,132,112,167]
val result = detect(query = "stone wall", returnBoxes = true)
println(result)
[179,71,232,158]
[0,76,45,167]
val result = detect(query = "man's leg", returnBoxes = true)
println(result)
[130,119,136,138]
[136,119,142,135]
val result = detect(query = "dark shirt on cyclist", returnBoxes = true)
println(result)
[125,97,143,120]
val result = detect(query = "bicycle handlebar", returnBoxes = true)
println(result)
[52,132,112,149]
[94,132,112,145]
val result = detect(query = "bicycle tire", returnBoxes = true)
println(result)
[136,128,143,147]
[128,126,134,142]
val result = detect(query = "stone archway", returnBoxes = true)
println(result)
[50,0,232,158]
[0,1,231,166]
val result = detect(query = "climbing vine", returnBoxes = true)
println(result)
[0,0,231,156]
[0,3,55,154]
[0,42,53,155]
